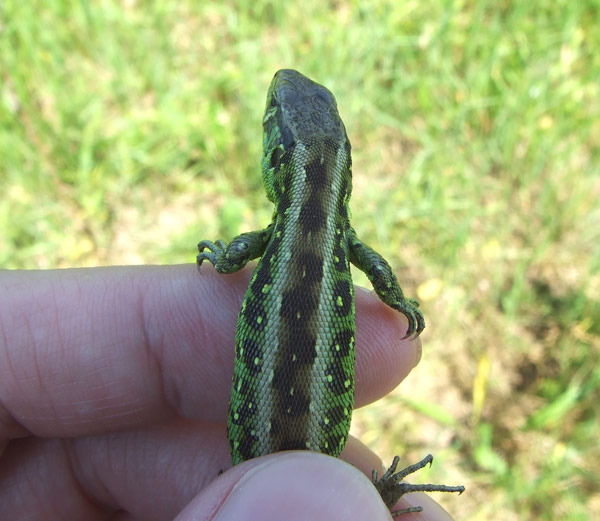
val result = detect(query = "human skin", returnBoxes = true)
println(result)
[0,265,458,520]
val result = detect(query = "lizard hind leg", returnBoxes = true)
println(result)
[372,454,465,516]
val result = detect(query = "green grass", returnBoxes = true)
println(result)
[2,1,599,519]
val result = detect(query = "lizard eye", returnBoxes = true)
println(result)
[278,85,298,105]
[315,89,334,106]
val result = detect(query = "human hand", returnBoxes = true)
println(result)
[0,265,457,520]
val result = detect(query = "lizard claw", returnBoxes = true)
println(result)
[399,298,425,339]
[197,239,226,268]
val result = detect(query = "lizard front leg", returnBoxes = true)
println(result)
[198,223,274,274]
[348,227,425,338]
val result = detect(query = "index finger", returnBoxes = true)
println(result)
[0,265,419,441]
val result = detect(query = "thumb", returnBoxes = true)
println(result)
[175,451,391,521]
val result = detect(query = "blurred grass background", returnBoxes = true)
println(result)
[1,1,599,519]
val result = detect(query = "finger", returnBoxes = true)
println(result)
[0,418,227,520]
[353,285,422,407]
[0,265,235,439]
[0,425,381,520]
[1,425,453,521]
[0,265,418,439]
[177,452,392,521]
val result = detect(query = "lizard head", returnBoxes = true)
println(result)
[262,69,351,204]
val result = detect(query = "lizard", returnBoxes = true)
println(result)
[197,68,464,516]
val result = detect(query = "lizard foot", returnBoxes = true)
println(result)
[372,454,464,516]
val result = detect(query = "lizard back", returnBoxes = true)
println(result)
[227,70,356,463]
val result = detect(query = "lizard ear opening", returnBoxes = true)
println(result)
[270,146,283,168]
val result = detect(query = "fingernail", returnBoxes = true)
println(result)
[413,337,423,367]
[214,452,390,521]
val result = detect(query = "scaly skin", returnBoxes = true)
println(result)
[198,69,463,515]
